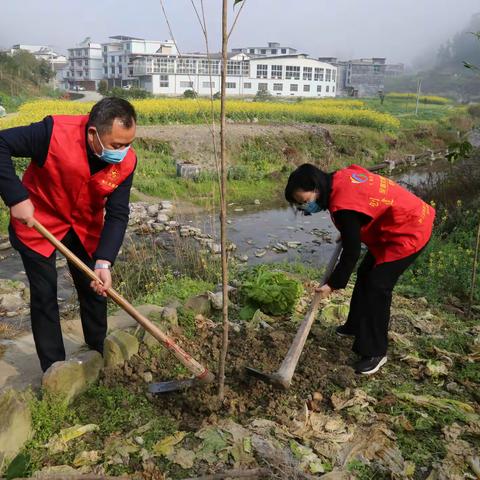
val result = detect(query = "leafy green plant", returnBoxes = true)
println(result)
[240,265,303,316]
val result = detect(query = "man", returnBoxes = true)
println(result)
[0,97,137,372]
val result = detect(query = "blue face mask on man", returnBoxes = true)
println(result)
[298,199,321,215]
[95,130,130,164]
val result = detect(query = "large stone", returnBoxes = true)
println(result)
[104,330,139,368]
[176,162,201,179]
[185,294,212,316]
[161,307,178,325]
[42,350,103,403]
[0,389,32,469]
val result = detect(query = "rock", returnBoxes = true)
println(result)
[234,207,244,212]
[287,241,301,249]
[0,389,32,467]
[152,223,166,232]
[236,254,249,263]
[0,241,11,251]
[147,204,159,216]
[157,213,170,223]
[176,162,201,179]
[161,200,173,210]
[42,351,103,403]
[161,307,178,326]
[208,243,222,254]
[104,330,139,368]
[255,249,267,258]
[143,372,153,383]
[207,291,224,310]
[273,243,288,253]
[254,199,261,205]
[185,294,212,316]
[250,309,275,329]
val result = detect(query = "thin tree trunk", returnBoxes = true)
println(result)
[217,0,229,400]
[467,219,480,317]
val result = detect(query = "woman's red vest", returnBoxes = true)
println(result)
[329,164,435,264]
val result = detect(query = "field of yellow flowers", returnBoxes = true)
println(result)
[386,92,451,105]
[0,98,400,131]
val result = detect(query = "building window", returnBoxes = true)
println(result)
[129,68,133,76]
[286,66,300,80]
[227,61,241,76]
[103,67,108,75]
[103,55,108,63]
[326,85,330,92]
[103,46,108,52]
[271,65,283,79]
[271,49,277,54]
[202,81,215,88]
[111,67,115,74]
[256,64,268,79]
[325,69,332,82]
[260,49,266,54]
[303,84,310,92]
[180,81,194,88]
[332,85,335,93]
[314,68,324,81]
[160,75,169,88]
[374,65,381,73]
[198,59,219,75]
[110,56,115,63]
[290,84,298,92]
[273,83,283,91]
[258,83,268,92]
[281,48,287,54]
[317,85,322,92]
[332,70,336,81]
[177,58,197,74]
[249,48,255,54]
[241,61,250,76]
[155,57,175,74]
[244,82,252,89]
[118,65,122,74]
[303,67,312,81]
[226,82,237,89]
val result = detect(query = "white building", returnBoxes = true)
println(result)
[64,37,103,90]
[101,36,178,88]
[232,41,297,57]
[133,52,337,98]
[10,44,68,90]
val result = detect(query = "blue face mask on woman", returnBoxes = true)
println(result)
[298,200,321,214]
[95,130,130,164]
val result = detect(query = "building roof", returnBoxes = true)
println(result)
[109,35,145,41]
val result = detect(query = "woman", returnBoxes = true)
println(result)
[285,163,435,375]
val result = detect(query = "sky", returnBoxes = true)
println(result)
[0,0,479,65]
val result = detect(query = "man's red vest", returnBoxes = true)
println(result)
[11,115,137,258]
[329,164,435,264]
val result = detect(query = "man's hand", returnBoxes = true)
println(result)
[91,261,112,297]
[315,283,332,299]
[11,199,35,227]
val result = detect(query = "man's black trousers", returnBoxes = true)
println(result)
[13,228,107,372]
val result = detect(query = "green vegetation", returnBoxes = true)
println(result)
[240,265,304,315]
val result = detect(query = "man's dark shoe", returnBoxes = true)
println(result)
[354,355,387,375]
[335,324,355,338]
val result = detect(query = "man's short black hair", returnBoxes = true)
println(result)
[88,97,137,134]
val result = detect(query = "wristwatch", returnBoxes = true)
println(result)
[94,263,111,270]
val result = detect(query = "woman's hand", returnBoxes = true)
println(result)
[11,199,35,227]
[315,283,332,299]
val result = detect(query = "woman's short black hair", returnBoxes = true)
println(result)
[284,163,325,204]
[88,97,137,134]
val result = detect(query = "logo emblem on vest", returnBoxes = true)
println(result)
[109,168,120,180]
[350,173,368,184]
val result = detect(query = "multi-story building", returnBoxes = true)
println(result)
[64,38,103,90]
[101,36,177,88]
[133,52,337,98]
[319,57,402,97]
[9,44,68,89]
[232,41,297,57]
